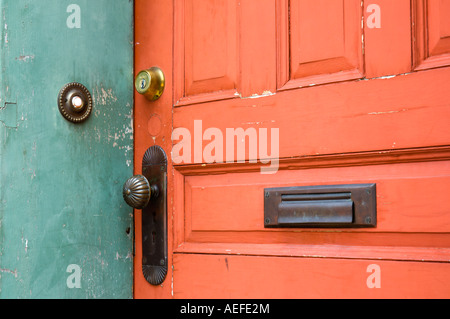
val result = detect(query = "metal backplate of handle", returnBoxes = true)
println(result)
[123,146,167,286]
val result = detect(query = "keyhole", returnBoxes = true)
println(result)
[152,231,156,244]
[140,79,146,89]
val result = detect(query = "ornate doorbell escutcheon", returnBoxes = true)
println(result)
[57,82,93,123]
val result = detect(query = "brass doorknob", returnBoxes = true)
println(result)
[135,67,165,101]
[123,175,159,209]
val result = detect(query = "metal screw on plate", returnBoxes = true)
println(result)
[265,218,271,224]
[365,217,372,224]
[265,192,269,198]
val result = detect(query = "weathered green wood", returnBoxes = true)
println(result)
[0,1,134,298]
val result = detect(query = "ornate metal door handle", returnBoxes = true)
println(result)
[123,175,159,209]
[122,146,168,286]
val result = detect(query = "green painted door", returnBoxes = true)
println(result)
[0,1,134,298]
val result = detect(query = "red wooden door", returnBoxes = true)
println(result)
[134,0,450,299]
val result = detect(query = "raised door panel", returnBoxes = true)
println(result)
[173,254,450,298]
[175,0,239,105]
[278,0,363,90]
[413,0,450,69]
[426,0,450,56]
[177,160,450,262]
[363,0,412,78]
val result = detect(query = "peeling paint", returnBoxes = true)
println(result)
[171,269,174,297]
[368,109,408,115]
[241,121,264,126]
[0,268,18,278]
[236,91,276,99]
[93,86,118,106]
[17,55,35,62]
[4,22,8,44]
[378,75,397,80]
[93,88,133,169]
[361,72,411,81]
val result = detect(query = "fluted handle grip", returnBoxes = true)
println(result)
[123,175,151,209]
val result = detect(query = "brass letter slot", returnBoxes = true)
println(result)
[264,184,376,228]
